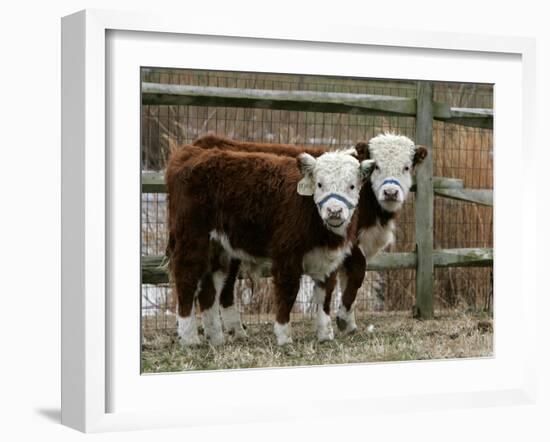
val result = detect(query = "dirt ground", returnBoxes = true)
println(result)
[141,310,493,373]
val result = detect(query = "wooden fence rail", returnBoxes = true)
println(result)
[140,80,494,318]
[142,82,493,129]
[141,248,493,285]
[434,188,493,207]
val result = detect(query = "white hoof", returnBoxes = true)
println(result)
[317,326,334,342]
[206,332,225,346]
[274,322,293,346]
[316,309,334,342]
[177,314,201,347]
[221,305,247,339]
[180,335,201,347]
[336,305,357,334]
[201,305,225,346]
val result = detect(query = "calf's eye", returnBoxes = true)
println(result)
[404,166,410,172]
[350,184,355,190]
[317,182,322,189]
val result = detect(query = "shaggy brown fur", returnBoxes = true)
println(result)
[193,133,328,157]
[166,145,358,332]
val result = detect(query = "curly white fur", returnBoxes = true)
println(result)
[368,132,417,212]
[358,221,395,260]
[298,151,373,236]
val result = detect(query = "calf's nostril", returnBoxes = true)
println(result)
[327,207,343,219]
[384,189,398,199]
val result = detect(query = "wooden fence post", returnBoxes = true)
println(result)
[414,81,435,319]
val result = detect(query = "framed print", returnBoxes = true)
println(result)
[139,70,495,371]
[61,9,537,433]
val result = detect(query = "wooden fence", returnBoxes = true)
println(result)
[141,80,493,319]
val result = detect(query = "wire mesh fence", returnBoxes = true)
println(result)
[140,68,493,330]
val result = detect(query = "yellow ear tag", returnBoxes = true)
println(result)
[297,178,314,196]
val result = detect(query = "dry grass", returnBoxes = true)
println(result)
[141,310,493,373]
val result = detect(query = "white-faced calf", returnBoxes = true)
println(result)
[336,133,427,332]
[165,145,373,346]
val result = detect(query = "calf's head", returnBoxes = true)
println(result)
[357,133,428,212]
[297,151,374,235]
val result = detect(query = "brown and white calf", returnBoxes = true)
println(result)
[191,133,427,336]
[165,145,373,346]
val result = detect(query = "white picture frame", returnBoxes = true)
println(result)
[61,9,537,433]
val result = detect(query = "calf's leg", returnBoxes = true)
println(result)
[197,272,224,346]
[197,247,245,342]
[172,232,210,347]
[336,245,366,333]
[196,243,235,346]
[272,263,301,346]
[219,259,246,339]
[313,273,337,342]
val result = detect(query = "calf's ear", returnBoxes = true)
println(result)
[296,153,316,196]
[354,141,370,161]
[413,145,428,166]
[360,159,376,180]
